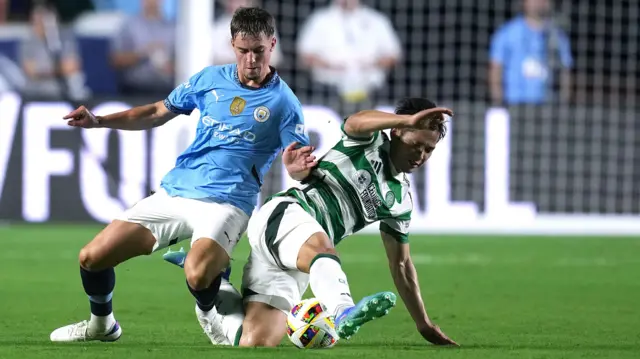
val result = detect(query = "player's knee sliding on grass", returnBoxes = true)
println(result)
[163,98,460,348]
[49,6,316,345]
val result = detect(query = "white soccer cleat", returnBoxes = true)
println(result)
[196,305,231,346]
[214,278,245,344]
[50,320,122,342]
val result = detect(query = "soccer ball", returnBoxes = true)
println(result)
[286,298,339,349]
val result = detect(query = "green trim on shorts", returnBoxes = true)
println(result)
[241,286,257,299]
[233,325,243,346]
[309,253,341,269]
[264,201,292,270]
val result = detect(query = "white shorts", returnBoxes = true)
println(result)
[114,188,249,255]
[241,196,326,312]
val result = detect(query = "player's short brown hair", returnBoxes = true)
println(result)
[395,98,447,141]
[230,7,276,39]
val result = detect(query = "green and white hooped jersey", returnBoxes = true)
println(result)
[270,125,412,245]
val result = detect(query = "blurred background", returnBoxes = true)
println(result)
[0,3,639,357]
[0,0,639,234]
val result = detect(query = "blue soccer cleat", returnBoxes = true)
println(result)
[163,247,186,268]
[221,266,232,281]
[163,248,232,281]
[334,291,397,340]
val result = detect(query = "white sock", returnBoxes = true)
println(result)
[89,313,116,333]
[309,256,355,317]
[214,280,245,345]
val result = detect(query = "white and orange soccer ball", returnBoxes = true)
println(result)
[286,298,339,349]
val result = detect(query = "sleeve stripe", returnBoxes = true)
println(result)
[163,98,193,116]
[380,222,409,243]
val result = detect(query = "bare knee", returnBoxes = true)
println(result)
[239,329,281,347]
[78,245,100,271]
[185,239,229,290]
[297,232,338,272]
[78,222,155,271]
[185,266,212,290]
[239,301,287,347]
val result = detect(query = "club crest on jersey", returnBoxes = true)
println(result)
[253,106,270,122]
[385,191,395,206]
[230,97,246,115]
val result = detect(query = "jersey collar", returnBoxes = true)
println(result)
[233,64,280,90]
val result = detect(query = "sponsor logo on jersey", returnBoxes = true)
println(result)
[230,96,246,115]
[362,184,382,219]
[253,106,270,122]
[353,169,386,218]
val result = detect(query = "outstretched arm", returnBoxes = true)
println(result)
[381,231,458,346]
[63,101,178,131]
[343,107,453,139]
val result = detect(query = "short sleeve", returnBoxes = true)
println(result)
[163,68,206,115]
[490,27,508,64]
[279,102,310,149]
[380,211,411,244]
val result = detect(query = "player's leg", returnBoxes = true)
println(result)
[184,201,249,345]
[50,190,190,342]
[239,301,287,347]
[296,232,396,340]
[49,220,154,342]
[233,197,313,347]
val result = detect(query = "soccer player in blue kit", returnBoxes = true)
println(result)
[50,7,316,344]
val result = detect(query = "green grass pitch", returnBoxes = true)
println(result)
[0,224,639,358]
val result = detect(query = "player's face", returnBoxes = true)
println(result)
[389,129,440,173]
[232,33,276,81]
[524,0,550,18]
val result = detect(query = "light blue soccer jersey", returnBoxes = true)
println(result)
[161,63,309,215]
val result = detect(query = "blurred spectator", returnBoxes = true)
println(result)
[18,3,90,99]
[210,0,282,66]
[297,0,401,104]
[110,0,175,94]
[489,0,573,105]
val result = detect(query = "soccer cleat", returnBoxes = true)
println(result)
[334,291,397,340]
[195,305,231,345]
[50,320,122,342]
[163,247,186,268]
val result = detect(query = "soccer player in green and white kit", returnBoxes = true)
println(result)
[165,98,458,347]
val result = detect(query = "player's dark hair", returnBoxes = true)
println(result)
[230,7,276,39]
[395,97,447,141]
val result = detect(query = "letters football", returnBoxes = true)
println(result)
[286,298,339,349]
